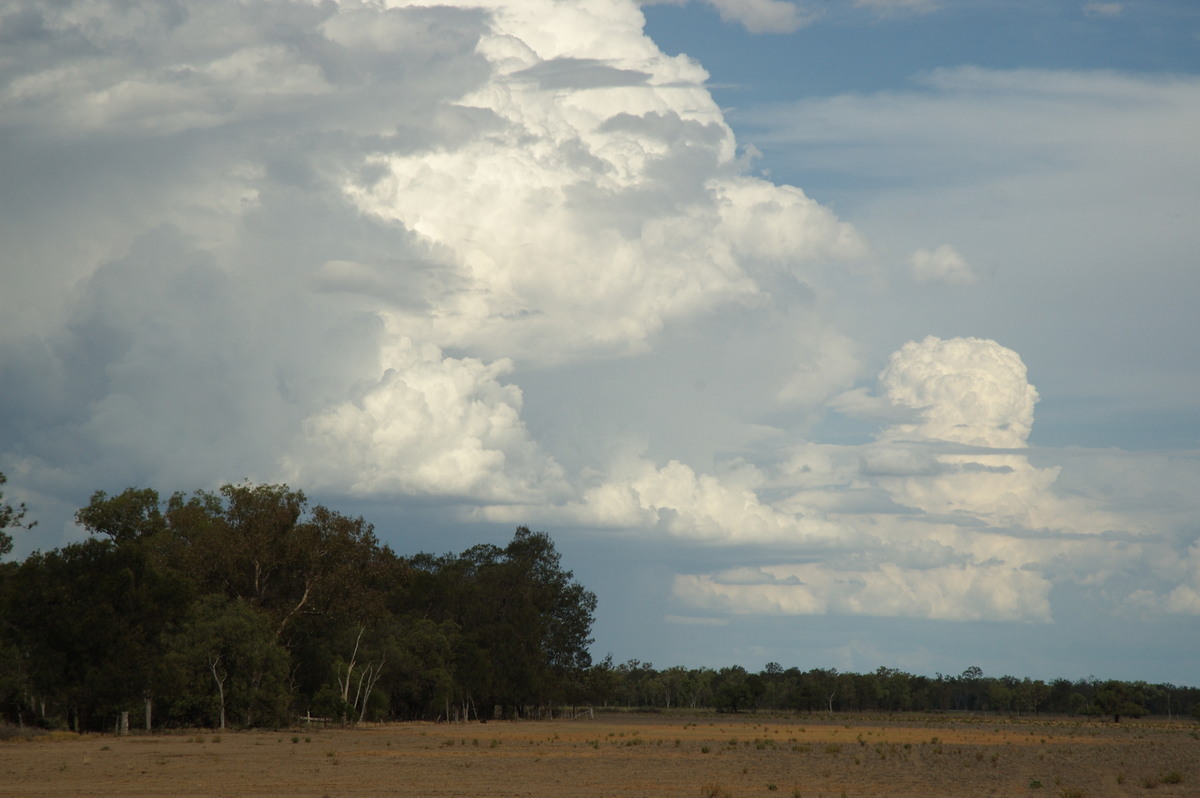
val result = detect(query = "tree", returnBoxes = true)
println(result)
[156,482,388,642]
[0,472,35,558]
[3,538,188,730]
[714,666,751,712]
[1095,680,1147,722]
[161,595,290,728]
[425,527,596,718]
[76,488,165,544]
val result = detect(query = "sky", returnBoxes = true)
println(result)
[1,0,1199,684]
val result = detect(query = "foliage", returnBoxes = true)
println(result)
[0,482,596,729]
[0,472,36,558]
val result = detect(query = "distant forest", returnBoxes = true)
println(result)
[1,477,1197,732]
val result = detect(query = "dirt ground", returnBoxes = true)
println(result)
[2,712,1197,797]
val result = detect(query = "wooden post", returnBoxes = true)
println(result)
[119,711,129,736]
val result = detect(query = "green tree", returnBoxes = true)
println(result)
[0,472,35,558]
[161,595,290,729]
[76,487,165,544]
[714,665,751,712]
[1095,680,1147,722]
[3,538,188,730]
[423,527,596,718]
[157,482,387,641]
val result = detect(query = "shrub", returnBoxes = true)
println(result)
[700,781,732,798]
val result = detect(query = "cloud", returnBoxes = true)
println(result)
[702,0,817,33]
[1082,2,1122,18]
[875,336,1038,448]
[281,339,567,502]
[0,0,868,523]
[908,244,978,285]
[643,0,817,34]
[733,65,1200,459]
[674,561,1052,622]
[854,0,940,16]
[635,335,1149,623]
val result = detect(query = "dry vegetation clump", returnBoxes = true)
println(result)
[0,724,38,742]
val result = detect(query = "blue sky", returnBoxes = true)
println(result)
[2,0,1199,684]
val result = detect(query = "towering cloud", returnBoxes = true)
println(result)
[0,0,864,519]
[877,335,1037,448]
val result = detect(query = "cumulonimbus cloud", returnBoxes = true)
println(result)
[0,0,866,515]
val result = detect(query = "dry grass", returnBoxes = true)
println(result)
[1,713,1195,797]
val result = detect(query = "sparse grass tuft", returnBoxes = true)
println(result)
[700,780,733,798]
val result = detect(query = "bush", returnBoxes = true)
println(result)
[700,782,733,798]
[0,723,36,741]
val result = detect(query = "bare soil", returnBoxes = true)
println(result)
[2,712,1197,797]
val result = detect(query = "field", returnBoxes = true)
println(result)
[2,712,1197,797]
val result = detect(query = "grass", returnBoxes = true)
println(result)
[700,781,733,798]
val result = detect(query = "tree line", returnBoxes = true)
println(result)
[0,479,596,731]
[1,475,1197,731]
[581,660,1200,722]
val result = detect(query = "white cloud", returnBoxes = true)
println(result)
[854,0,940,16]
[674,561,1052,622]
[344,13,865,364]
[703,0,817,33]
[481,454,841,544]
[877,336,1037,448]
[1082,2,1122,18]
[641,0,817,34]
[0,0,868,520]
[908,244,978,285]
[281,337,567,502]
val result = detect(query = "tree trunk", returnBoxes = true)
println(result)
[210,653,227,730]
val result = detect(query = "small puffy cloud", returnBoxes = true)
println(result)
[702,0,817,33]
[908,244,978,285]
[1082,2,1122,18]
